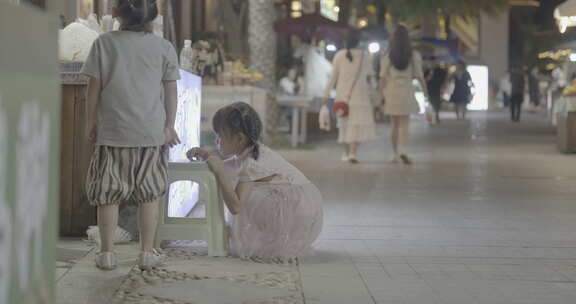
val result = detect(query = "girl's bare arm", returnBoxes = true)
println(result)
[86,77,102,124]
[206,156,244,214]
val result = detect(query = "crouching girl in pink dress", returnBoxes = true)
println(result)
[187,102,323,261]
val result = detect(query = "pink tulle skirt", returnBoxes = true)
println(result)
[229,182,323,260]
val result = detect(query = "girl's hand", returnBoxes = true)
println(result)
[186,147,211,161]
[87,121,97,143]
[321,97,329,106]
[164,127,181,150]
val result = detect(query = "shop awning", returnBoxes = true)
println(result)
[274,13,353,41]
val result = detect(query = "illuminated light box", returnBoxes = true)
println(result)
[467,65,489,111]
[414,65,489,114]
[167,70,203,218]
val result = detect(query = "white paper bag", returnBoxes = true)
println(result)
[319,105,331,131]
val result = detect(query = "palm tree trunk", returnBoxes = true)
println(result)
[248,0,277,91]
[164,0,177,47]
[444,14,452,39]
[248,0,278,141]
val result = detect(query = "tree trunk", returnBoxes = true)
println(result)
[248,0,278,141]
[444,14,452,39]
[220,0,249,60]
[376,2,386,26]
[164,0,177,48]
[249,0,277,91]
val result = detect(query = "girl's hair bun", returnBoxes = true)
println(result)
[118,0,158,33]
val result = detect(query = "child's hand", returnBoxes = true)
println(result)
[186,147,211,161]
[164,127,181,150]
[87,121,97,143]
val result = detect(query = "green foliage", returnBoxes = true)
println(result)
[370,0,508,22]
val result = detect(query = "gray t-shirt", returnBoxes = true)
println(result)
[81,31,181,147]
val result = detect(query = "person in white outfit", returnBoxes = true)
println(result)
[380,25,428,164]
[499,71,512,107]
[322,33,377,163]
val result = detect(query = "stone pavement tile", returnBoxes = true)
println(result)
[377,257,408,264]
[55,268,69,282]
[465,264,511,280]
[137,279,300,303]
[402,257,463,264]
[381,264,419,280]
[496,264,572,282]
[300,274,375,304]
[56,243,140,304]
[409,264,448,279]
[438,264,479,280]
[56,246,91,263]
[300,249,376,303]
[352,256,381,264]
[549,264,576,281]
[162,255,294,279]
[57,238,92,251]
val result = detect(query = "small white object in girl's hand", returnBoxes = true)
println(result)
[319,105,331,131]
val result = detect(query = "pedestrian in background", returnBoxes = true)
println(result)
[510,66,526,122]
[426,64,448,124]
[380,25,429,164]
[449,61,474,120]
[322,33,377,163]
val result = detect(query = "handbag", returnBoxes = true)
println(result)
[333,52,365,117]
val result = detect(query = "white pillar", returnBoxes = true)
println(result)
[480,10,509,82]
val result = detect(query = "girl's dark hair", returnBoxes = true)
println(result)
[117,0,158,33]
[389,25,413,71]
[345,31,360,62]
[212,102,263,159]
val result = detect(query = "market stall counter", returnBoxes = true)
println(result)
[60,62,95,236]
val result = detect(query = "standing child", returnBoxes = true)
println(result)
[187,102,323,261]
[81,0,181,270]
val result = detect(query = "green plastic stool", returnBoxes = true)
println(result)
[155,162,227,256]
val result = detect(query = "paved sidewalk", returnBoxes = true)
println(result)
[57,111,576,304]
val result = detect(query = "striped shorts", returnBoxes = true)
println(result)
[86,146,168,206]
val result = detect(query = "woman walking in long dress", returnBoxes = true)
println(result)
[380,25,428,164]
[322,33,377,163]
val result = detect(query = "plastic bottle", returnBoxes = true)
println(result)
[180,40,193,71]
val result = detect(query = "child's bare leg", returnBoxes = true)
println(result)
[98,204,119,252]
[138,200,159,252]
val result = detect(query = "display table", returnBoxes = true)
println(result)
[276,94,315,147]
[201,85,268,140]
[555,97,576,153]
